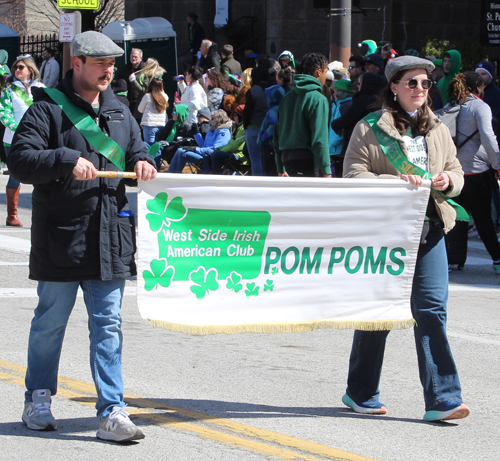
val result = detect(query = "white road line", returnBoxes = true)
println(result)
[449,284,500,292]
[0,261,29,266]
[448,332,500,346]
[0,235,31,253]
[0,287,137,298]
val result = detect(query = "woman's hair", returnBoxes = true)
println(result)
[241,68,252,87]
[134,58,165,80]
[186,65,204,82]
[380,68,432,136]
[207,68,229,92]
[300,53,328,77]
[187,12,198,22]
[7,56,39,85]
[147,78,168,113]
[212,108,229,128]
[278,67,295,87]
[447,72,484,104]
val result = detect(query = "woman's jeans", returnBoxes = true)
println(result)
[346,226,463,411]
[142,126,161,149]
[167,147,213,173]
[209,149,235,174]
[4,145,20,189]
[245,128,264,176]
[25,279,126,417]
[454,170,500,262]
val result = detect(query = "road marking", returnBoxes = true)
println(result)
[0,360,376,461]
[0,261,29,266]
[447,332,500,346]
[0,235,31,253]
[449,284,500,292]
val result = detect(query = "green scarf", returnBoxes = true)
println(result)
[9,83,33,106]
[147,104,190,156]
[363,112,469,222]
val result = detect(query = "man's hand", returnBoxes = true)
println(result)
[401,174,423,187]
[431,172,450,191]
[73,157,97,180]
[135,160,157,181]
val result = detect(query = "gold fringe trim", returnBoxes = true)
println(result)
[145,318,416,336]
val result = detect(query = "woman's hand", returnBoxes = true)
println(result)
[400,174,423,187]
[431,172,450,191]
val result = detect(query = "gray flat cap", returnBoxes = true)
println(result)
[385,56,435,82]
[71,31,124,59]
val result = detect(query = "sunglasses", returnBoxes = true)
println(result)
[349,65,360,70]
[398,78,433,90]
[14,65,26,71]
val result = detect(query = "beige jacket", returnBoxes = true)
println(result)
[343,108,464,233]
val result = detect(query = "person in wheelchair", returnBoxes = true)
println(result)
[206,105,249,174]
[166,109,232,173]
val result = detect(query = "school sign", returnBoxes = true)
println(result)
[137,174,430,335]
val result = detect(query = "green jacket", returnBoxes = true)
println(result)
[273,74,331,175]
[218,123,247,162]
[437,50,461,105]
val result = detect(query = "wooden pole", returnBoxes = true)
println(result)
[97,171,137,179]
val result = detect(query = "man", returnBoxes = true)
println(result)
[348,55,365,80]
[436,49,461,105]
[476,60,500,123]
[199,39,221,72]
[187,12,205,66]
[8,31,156,443]
[364,53,385,77]
[278,50,296,69]
[114,48,145,111]
[273,53,332,178]
[430,58,445,82]
[221,44,242,77]
[243,47,259,70]
[39,47,60,88]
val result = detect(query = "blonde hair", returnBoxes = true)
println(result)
[241,68,252,87]
[134,58,165,79]
[7,56,40,86]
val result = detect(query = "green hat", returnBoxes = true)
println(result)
[334,79,355,93]
[433,59,443,68]
[358,40,377,56]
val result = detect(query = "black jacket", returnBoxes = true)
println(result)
[199,44,221,73]
[331,73,386,157]
[8,70,155,282]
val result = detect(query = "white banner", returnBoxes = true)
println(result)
[137,174,430,335]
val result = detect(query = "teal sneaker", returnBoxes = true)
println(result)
[424,401,470,421]
[342,393,387,414]
[494,263,500,274]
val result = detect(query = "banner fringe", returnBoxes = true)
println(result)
[145,318,416,336]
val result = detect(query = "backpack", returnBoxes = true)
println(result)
[435,104,478,148]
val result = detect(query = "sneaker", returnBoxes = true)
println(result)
[22,389,57,430]
[96,406,145,442]
[468,226,478,238]
[494,263,500,275]
[423,401,470,421]
[342,393,387,415]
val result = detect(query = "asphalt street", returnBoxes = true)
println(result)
[0,174,499,461]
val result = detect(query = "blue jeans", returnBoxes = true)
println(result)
[245,128,264,176]
[25,279,126,417]
[4,145,20,189]
[167,147,213,173]
[142,126,161,149]
[346,226,463,411]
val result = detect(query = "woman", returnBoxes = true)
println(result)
[167,109,231,173]
[176,65,208,125]
[342,56,469,422]
[138,77,169,148]
[206,68,229,111]
[208,105,248,174]
[447,72,500,273]
[0,55,45,226]
[129,58,165,122]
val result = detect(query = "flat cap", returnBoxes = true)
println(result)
[385,56,435,82]
[71,31,124,59]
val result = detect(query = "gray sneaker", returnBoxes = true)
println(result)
[96,406,145,442]
[22,389,57,430]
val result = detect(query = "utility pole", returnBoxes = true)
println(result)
[329,0,352,66]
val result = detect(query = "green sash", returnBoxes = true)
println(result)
[363,112,469,221]
[9,84,33,107]
[44,88,126,171]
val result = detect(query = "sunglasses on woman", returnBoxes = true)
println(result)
[398,78,433,90]
[14,65,26,71]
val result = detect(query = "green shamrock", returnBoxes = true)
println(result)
[263,280,274,292]
[189,267,219,299]
[146,192,187,232]
[226,271,243,293]
[245,282,260,298]
[271,267,279,275]
[143,259,175,291]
